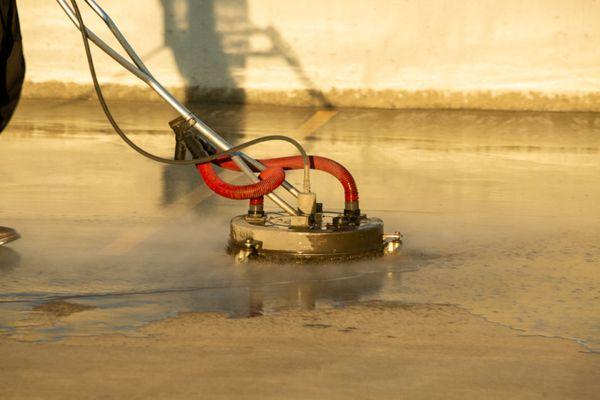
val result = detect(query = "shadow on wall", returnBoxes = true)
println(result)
[160,0,248,103]
[160,0,332,106]
[159,0,332,205]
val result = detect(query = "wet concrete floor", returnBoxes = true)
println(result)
[0,100,599,397]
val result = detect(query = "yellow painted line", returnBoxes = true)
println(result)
[101,183,217,255]
[295,110,338,140]
[101,225,161,255]
[102,110,338,255]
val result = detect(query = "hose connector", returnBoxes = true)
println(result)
[248,197,265,217]
[297,192,317,215]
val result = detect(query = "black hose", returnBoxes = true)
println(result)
[68,0,310,173]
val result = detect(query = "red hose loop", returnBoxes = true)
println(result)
[196,163,285,200]
[213,155,359,202]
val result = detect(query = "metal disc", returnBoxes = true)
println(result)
[229,212,385,262]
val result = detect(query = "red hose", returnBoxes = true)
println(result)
[213,155,359,202]
[196,163,285,200]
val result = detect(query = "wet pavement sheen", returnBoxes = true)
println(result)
[0,100,598,350]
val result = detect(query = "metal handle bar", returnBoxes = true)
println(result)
[56,0,300,215]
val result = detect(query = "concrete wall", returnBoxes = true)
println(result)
[19,0,600,111]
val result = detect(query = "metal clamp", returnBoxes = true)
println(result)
[234,239,263,263]
[383,232,402,255]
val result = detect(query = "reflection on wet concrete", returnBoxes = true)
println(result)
[0,100,599,351]
[0,263,395,341]
[0,247,20,272]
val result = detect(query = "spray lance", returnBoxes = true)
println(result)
[57,0,401,262]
